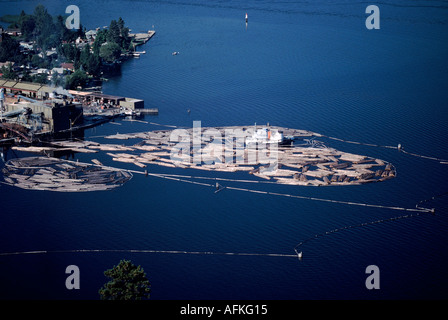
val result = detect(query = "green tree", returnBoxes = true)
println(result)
[115,17,131,50]
[107,19,121,44]
[78,44,100,76]
[21,70,33,82]
[62,43,79,62]
[51,71,64,87]
[99,260,151,300]
[99,42,121,62]
[117,17,125,35]
[33,4,55,48]
[80,44,91,69]
[0,34,20,62]
[31,54,48,69]
[18,11,36,41]
[92,29,107,57]
[55,15,73,43]
[65,69,87,89]
[32,73,49,84]
[0,64,17,80]
[86,54,101,76]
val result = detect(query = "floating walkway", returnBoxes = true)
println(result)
[319,134,448,164]
[294,210,434,253]
[0,248,297,258]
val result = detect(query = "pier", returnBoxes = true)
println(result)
[129,30,156,46]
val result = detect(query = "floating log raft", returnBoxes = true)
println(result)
[2,156,132,192]
[93,125,397,186]
[5,125,396,188]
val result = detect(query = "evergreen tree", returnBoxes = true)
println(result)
[33,4,55,48]
[107,19,121,44]
[99,42,121,62]
[117,17,125,35]
[0,64,17,80]
[51,71,64,87]
[0,34,20,62]
[86,54,100,76]
[20,14,36,41]
[92,29,107,57]
[80,44,91,70]
[65,69,87,89]
[99,260,151,300]
[18,10,36,41]
[62,43,79,62]
[32,73,48,84]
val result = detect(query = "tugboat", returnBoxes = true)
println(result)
[246,124,288,145]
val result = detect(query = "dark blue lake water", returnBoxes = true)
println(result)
[0,0,447,300]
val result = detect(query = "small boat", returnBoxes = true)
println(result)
[123,109,136,116]
[245,13,248,23]
[172,51,179,56]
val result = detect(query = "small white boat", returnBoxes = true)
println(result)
[172,51,179,56]
[245,13,248,23]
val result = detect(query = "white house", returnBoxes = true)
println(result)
[51,67,65,75]
[37,68,50,74]
[85,30,97,41]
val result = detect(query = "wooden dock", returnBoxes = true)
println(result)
[130,30,156,45]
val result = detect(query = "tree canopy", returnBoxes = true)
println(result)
[0,4,135,88]
[99,42,122,63]
[65,69,87,89]
[99,259,151,300]
[0,34,20,62]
